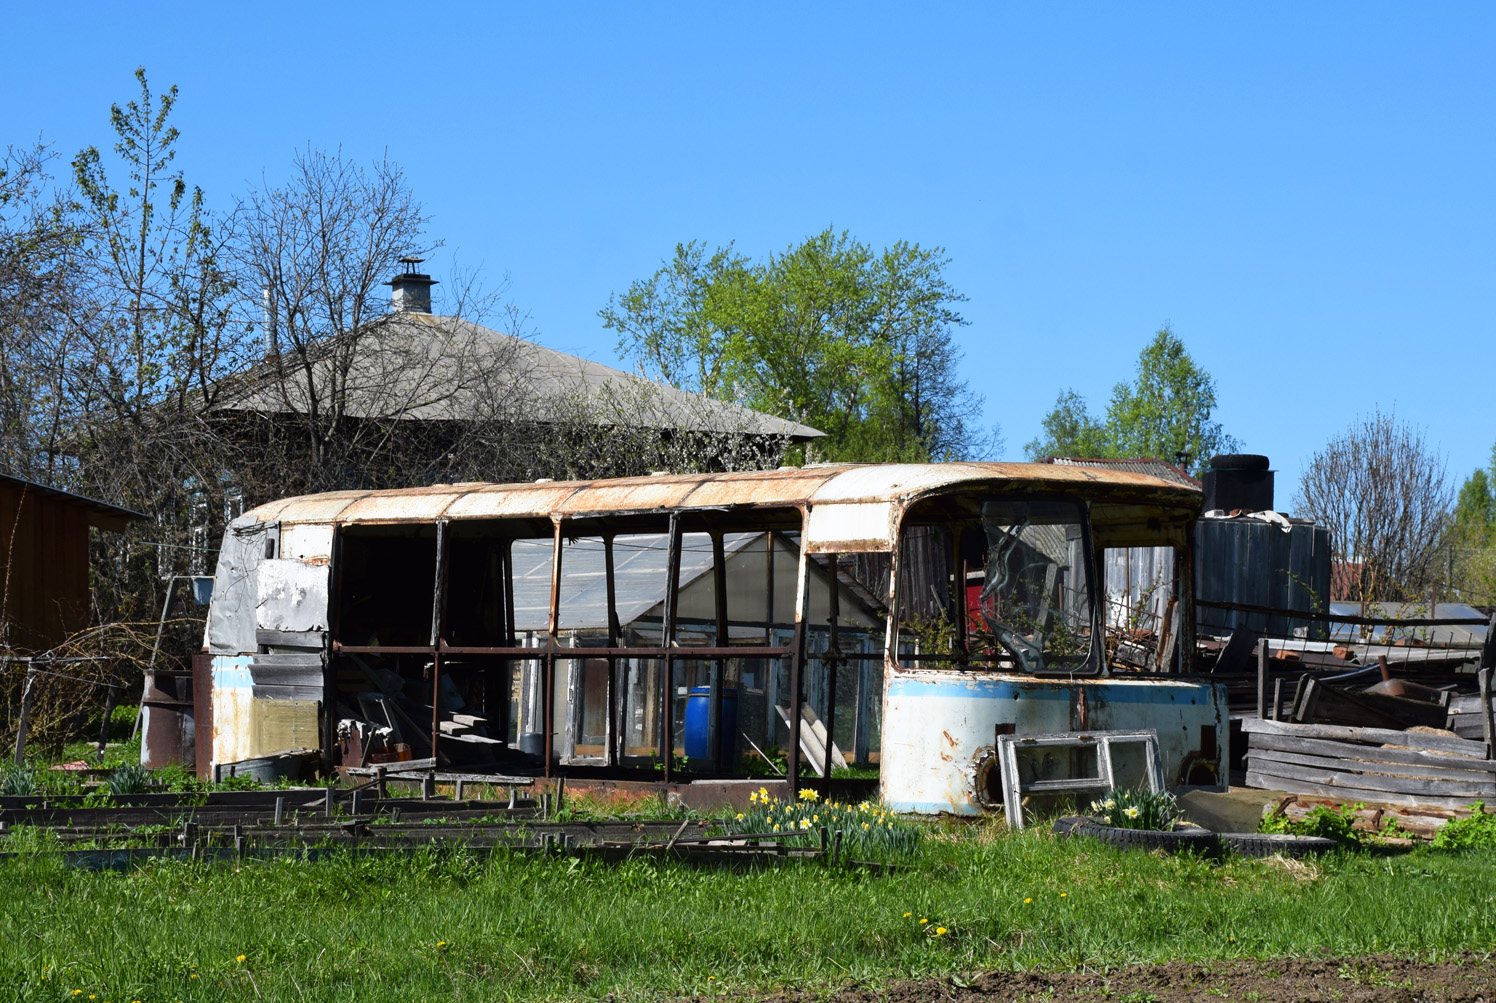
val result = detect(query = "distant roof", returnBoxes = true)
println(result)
[1328,602,1490,647]
[0,472,149,530]
[1040,456,1201,489]
[214,313,822,441]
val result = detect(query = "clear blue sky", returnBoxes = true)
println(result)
[6,3,1493,502]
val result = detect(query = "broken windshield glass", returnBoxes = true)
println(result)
[972,499,1095,672]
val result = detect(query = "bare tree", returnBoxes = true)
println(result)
[1294,408,1452,602]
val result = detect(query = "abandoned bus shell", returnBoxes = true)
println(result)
[200,461,1227,814]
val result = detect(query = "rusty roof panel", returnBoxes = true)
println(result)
[255,491,368,524]
[444,483,584,520]
[242,462,1203,530]
[338,487,465,523]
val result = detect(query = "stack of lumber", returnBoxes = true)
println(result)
[1243,716,1496,811]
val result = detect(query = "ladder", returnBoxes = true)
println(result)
[996,729,1164,829]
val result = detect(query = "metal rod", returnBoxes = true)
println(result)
[660,514,683,783]
[604,534,620,768]
[822,552,840,801]
[1195,598,1487,628]
[431,521,449,767]
[710,531,729,774]
[544,520,564,780]
[786,535,810,795]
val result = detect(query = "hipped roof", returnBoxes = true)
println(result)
[214,313,822,440]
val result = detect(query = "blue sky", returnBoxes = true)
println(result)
[6,3,1492,501]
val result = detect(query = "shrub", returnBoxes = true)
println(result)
[1433,801,1496,850]
[1259,802,1364,846]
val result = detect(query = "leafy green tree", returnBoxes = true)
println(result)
[1024,327,1237,471]
[1446,444,1496,604]
[601,229,998,463]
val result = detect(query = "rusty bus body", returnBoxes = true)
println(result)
[201,462,1226,812]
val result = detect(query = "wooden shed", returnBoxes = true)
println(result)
[0,473,147,653]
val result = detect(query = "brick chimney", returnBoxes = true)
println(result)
[388,256,438,313]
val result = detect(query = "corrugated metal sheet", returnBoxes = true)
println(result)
[1195,515,1331,639]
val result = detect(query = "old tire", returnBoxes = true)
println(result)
[1051,815,1090,838]
[1073,820,1220,855]
[1217,832,1339,858]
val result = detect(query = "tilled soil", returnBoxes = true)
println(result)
[741,954,1496,1003]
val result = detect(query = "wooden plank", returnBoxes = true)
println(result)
[1247,730,1496,773]
[1244,769,1481,811]
[1446,694,1490,715]
[1242,757,1495,798]
[1241,716,1489,758]
[1245,746,1496,788]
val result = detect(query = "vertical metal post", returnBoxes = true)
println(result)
[949,531,967,662]
[822,553,841,801]
[544,520,564,780]
[1176,541,1195,673]
[502,538,516,747]
[786,530,810,795]
[604,534,620,767]
[324,527,345,770]
[764,530,776,753]
[1256,641,1269,719]
[13,663,36,767]
[96,684,118,760]
[430,521,449,765]
[710,531,729,774]
[660,514,683,783]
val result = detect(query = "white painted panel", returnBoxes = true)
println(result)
[280,523,334,561]
[804,502,896,553]
[255,559,330,632]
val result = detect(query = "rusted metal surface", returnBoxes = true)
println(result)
[139,670,195,769]
[233,462,1203,550]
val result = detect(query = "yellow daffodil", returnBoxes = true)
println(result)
[1123,806,1140,819]
[798,788,819,801]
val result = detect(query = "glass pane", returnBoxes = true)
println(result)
[972,500,1094,671]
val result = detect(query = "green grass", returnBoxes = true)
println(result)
[3,824,1495,1002]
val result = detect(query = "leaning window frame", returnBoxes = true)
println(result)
[891,495,1105,678]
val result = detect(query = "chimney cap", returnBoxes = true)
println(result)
[388,258,438,313]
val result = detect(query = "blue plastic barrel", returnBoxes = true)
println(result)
[684,686,738,764]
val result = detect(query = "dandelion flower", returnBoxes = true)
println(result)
[1060,892,1067,898]
[903,912,912,918]
[237,955,246,963]
[1023,897,1032,904]
[935,927,948,936]
[920,918,928,925]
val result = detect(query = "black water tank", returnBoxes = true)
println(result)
[1202,454,1274,512]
